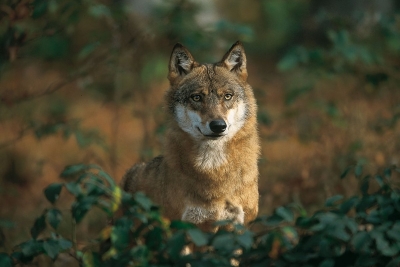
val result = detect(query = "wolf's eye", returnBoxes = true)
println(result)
[191,94,202,102]
[224,94,233,100]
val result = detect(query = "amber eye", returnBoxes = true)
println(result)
[191,94,202,102]
[224,94,233,100]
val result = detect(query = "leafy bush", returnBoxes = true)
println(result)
[1,164,399,266]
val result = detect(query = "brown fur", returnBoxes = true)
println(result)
[121,41,259,230]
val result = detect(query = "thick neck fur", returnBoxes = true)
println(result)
[164,114,259,181]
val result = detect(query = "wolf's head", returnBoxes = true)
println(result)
[166,41,256,142]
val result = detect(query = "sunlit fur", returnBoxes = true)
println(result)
[121,42,259,231]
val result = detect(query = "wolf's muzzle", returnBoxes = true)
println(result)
[209,120,227,134]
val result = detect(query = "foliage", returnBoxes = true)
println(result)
[278,12,400,105]
[1,164,399,266]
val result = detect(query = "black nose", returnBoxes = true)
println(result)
[209,120,227,133]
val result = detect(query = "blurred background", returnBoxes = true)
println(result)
[1,0,400,251]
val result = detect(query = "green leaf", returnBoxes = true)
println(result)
[130,245,148,264]
[212,233,235,253]
[355,255,379,267]
[319,259,334,267]
[276,206,294,222]
[60,164,88,178]
[111,227,130,250]
[170,220,195,230]
[31,35,69,59]
[65,182,82,197]
[71,196,97,223]
[360,176,370,195]
[0,253,12,267]
[351,231,372,252]
[88,4,112,18]
[166,231,186,260]
[43,240,59,260]
[58,238,72,250]
[31,215,46,239]
[134,192,153,211]
[187,228,208,246]
[296,217,314,228]
[327,225,350,242]
[145,226,163,250]
[373,231,399,256]
[97,170,116,187]
[47,209,62,230]
[384,168,392,179]
[375,175,384,187]
[236,230,254,250]
[387,228,400,242]
[20,239,44,257]
[262,214,284,226]
[340,166,352,179]
[82,251,101,267]
[44,183,63,204]
[32,0,48,18]
[78,42,100,60]
[355,164,363,177]
[366,210,381,224]
[386,256,400,267]
[325,195,344,207]
[339,196,358,214]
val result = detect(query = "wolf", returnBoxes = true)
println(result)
[121,41,260,230]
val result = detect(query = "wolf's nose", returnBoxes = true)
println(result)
[209,120,227,133]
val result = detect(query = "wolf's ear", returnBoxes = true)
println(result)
[221,41,248,81]
[168,43,196,84]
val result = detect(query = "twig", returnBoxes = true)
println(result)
[0,78,74,105]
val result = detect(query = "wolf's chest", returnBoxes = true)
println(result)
[194,140,228,171]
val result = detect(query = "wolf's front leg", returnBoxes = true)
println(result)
[221,201,245,224]
[181,201,244,225]
[181,206,215,224]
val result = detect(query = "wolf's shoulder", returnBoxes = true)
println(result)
[146,155,164,170]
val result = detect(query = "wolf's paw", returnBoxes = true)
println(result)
[223,201,245,224]
[182,206,213,224]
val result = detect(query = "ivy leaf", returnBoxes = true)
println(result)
[44,183,63,204]
[31,215,46,239]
